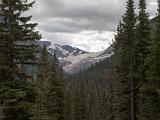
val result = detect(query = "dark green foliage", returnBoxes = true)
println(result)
[35,47,66,120]
[36,48,66,120]
[73,79,86,120]
[135,0,151,119]
[136,0,150,82]
[70,59,109,88]
[139,85,160,120]
[0,80,36,120]
[145,3,160,90]
[34,45,48,119]
[139,0,160,119]
[46,54,66,120]
[0,0,40,119]
[112,0,160,120]
[65,88,74,120]
[66,59,112,120]
[105,58,114,120]
[112,0,137,120]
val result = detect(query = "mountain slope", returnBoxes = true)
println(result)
[38,40,113,73]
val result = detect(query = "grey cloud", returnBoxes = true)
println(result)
[31,0,157,34]
[37,17,117,33]
[31,0,127,33]
[28,0,157,52]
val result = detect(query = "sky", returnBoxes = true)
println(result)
[29,0,157,52]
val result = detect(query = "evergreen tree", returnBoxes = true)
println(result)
[74,79,86,120]
[106,58,114,120]
[112,22,126,120]
[47,54,66,120]
[0,0,40,119]
[139,0,160,119]
[99,90,107,120]
[136,0,150,68]
[35,45,49,119]
[65,88,74,120]
[135,0,151,119]
[113,0,136,120]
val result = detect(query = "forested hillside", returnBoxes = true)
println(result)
[68,58,111,88]
[64,58,114,120]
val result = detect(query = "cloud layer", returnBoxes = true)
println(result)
[29,0,157,52]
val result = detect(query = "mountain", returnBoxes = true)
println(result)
[38,40,113,73]
[36,16,159,74]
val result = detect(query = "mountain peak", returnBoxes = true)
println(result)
[37,40,113,73]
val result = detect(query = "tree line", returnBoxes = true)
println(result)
[0,0,66,119]
[110,0,160,120]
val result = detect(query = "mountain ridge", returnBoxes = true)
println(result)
[37,40,113,73]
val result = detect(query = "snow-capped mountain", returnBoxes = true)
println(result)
[48,44,88,58]
[38,40,113,73]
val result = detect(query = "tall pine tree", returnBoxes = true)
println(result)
[139,0,160,119]
[47,54,66,120]
[74,78,86,120]
[135,0,151,119]
[35,45,49,119]
[135,0,150,84]
[0,0,40,119]
[106,58,114,120]
[113,0,136,120]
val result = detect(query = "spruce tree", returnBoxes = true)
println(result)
[136,0,150,76]
[113,0,136,120]
[113,21,128,120]
[73,78,86,120]
[136,0,150,64]
[0,0,40,119]
[35,45,49,119]
[106,59,114,120]
[47,53,66,120]
[135,0,151,119]
[65,88,74,120]
[99,90,107,120]
[139,0,160,119]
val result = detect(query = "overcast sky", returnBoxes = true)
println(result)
[29,0,157,52]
